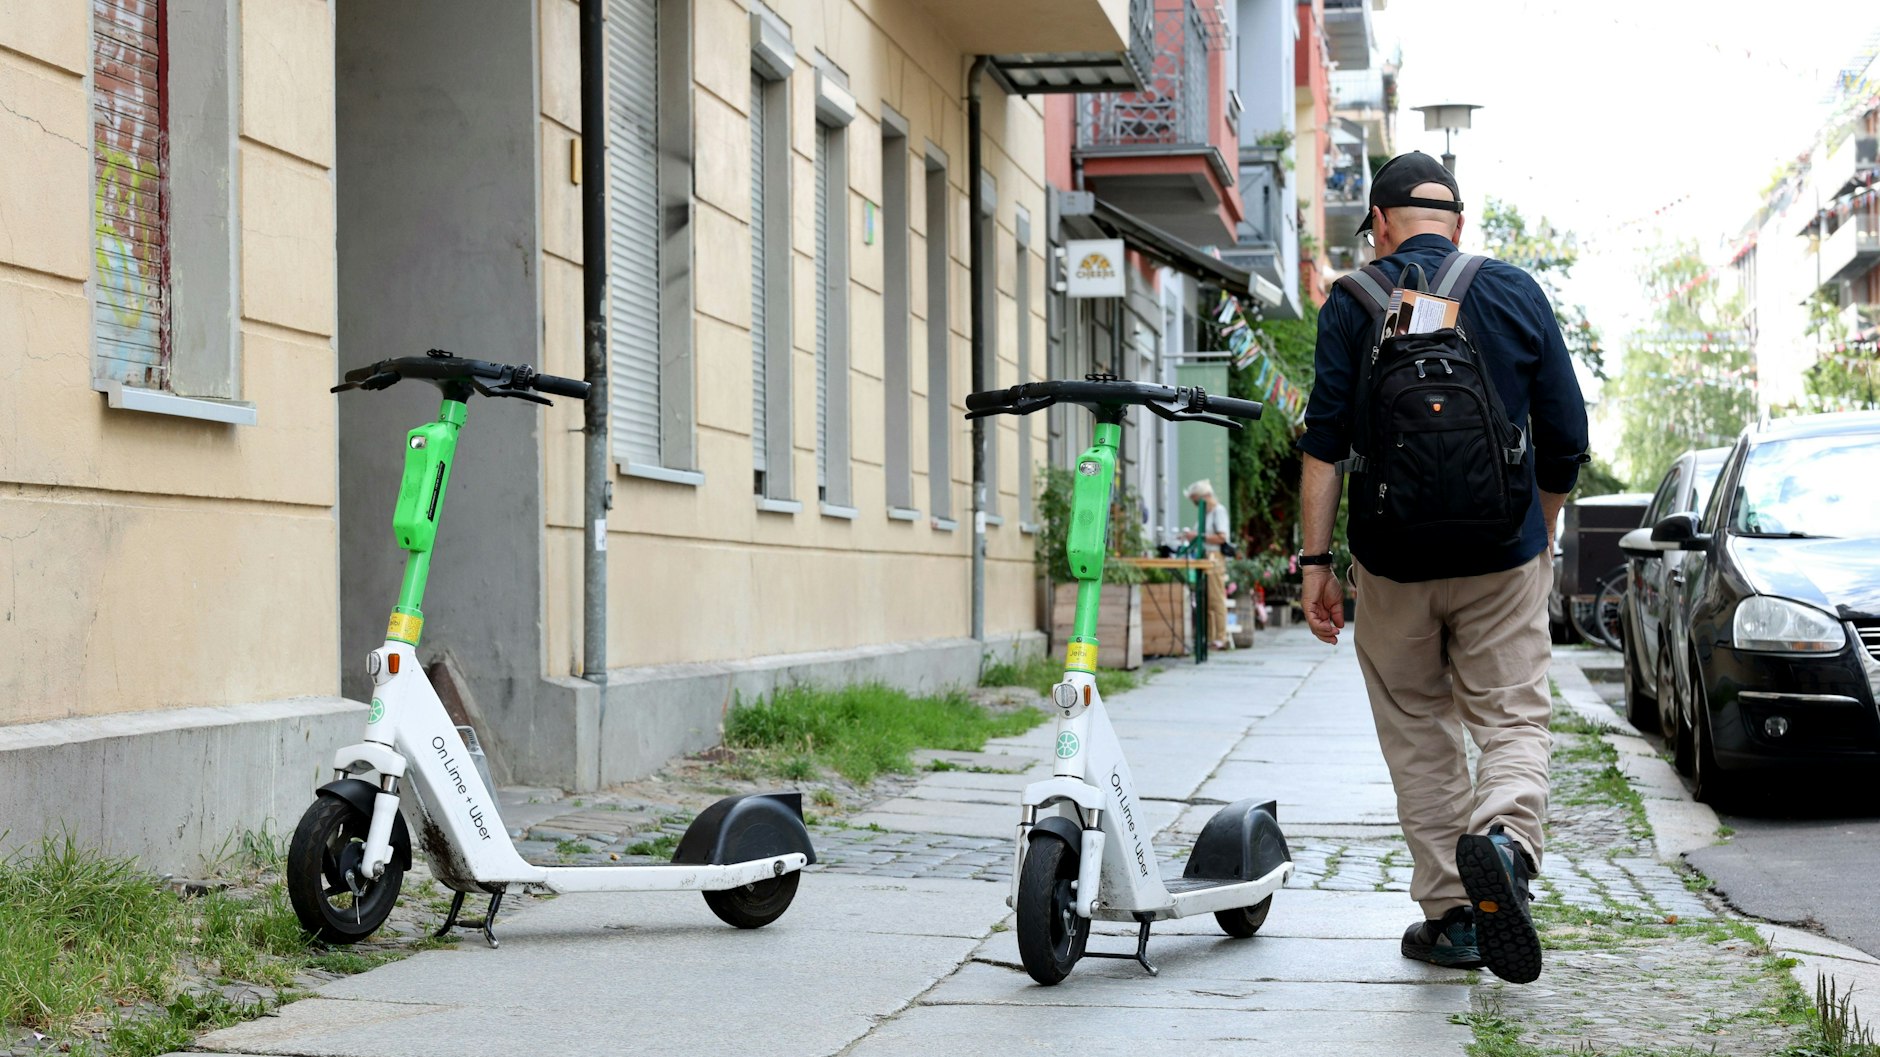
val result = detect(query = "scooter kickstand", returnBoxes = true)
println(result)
[434,891,467,938]
[433,889,505,949]
[1084,912,1159,976]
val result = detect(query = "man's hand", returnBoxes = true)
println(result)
[1302,565,1346,645]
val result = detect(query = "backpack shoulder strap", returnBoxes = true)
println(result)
[1330,263,1396,477]
[1334,263,1394,320]
[1431,251,1527,465]
[1432,251,1489,302]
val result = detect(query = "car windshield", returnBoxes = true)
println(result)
[1730,432,1880,538]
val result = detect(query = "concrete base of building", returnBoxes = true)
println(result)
[532,631,1048,790]
[0,697,365,876]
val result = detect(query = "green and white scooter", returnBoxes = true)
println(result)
[289,350,814,948]
[965,376,1292,984]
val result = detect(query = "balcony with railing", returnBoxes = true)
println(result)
[1323,0,1375,70]
[1324,117,1368,222]
[1817,197,1880,286]
[921,0,1151,92]
[1072,0,1238,245]
[1824,133,1878,199]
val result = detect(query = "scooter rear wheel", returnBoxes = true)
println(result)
[1214,895,1273,938]
[703,871,800,929]
[287,796,404,944]
[1015,837,1089,985]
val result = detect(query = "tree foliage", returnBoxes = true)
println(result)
[1610,242,1756,488]
[1225,287,1319,555]
[1478,197,1605,380]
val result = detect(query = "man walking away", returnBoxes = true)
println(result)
[1294,152,1589,983]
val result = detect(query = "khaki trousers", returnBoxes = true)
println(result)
[1205,553,1228,645]
[1352,553,1552,920]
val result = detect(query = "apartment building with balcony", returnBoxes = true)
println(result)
[1326,55,1396,274]
[1038,0,1282,538]
[2,0,1153,871]
[1732,85,1879,414]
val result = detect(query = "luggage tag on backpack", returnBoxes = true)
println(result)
[1383,288,1460,337]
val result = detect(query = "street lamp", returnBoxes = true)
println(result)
[1411,103,1482,173]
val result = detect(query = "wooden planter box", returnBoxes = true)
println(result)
[1050,582,1143,670]
[1139,581,1192,658]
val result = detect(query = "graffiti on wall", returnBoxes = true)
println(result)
[92,0,169,389]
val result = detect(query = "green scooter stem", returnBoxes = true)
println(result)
[1062,421,1122,673]
[386,398,468,645]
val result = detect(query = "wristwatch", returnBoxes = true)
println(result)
[1297,552,1335,567]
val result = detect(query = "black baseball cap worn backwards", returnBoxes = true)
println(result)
[1355,151,1463,236]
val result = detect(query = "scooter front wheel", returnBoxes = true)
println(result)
[287,796,404,944]
[703,871,800,929]
[1015,837,1089,985]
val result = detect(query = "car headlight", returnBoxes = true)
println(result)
[1732,596,1846,653]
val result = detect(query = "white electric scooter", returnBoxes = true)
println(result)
[288,351,814,948]
[965,378,1293,984]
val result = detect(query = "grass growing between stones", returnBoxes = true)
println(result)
[978,653,1142,699]
[0,833,433,1057]
[723,682,1047,784]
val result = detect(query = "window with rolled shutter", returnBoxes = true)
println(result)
[815,126,830,493]
[92,0,169,390]
[607,0,661,467]
[750,71,768,476]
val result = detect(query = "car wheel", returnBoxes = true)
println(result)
[1621,618,1656,731]
[1689,668,1737,808]
[1654,647,1679,742]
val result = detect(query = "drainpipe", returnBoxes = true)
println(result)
[969,56,990,643]
[579,0,609,683]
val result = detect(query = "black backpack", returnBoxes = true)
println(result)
[1332,251,1531,551]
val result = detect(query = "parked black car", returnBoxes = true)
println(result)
[1618,447,1730,735]
[1624,412,1880,804]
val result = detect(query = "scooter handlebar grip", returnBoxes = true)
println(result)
[964,387,1018,412]
[532,373,591,399]
[1204,395,1264,421]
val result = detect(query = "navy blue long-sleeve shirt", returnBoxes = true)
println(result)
[1300,233,1590,582]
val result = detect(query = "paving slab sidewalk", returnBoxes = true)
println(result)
[175,630,1831,1057]
[174,629,1485,1057]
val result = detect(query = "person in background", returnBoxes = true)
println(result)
[1182,480,1232,650]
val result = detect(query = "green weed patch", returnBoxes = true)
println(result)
[979,653,1142,699]
[724,682,1046,784]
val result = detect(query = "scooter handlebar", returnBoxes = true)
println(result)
[964,377,1261,430]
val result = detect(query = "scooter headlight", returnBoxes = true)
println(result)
[1732,596,1845,653]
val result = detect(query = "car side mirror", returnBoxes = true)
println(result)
[1650,512,1713,552]
[1618,527,1663,560]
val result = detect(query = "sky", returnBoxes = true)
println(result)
[1371,0,1880,430]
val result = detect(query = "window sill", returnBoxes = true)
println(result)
[887,506,922,522]
[984,513,1005,528]
[1020,521,1039,535]
[931,516,958,532]
[820,502,859,520]
[755,496,802,515]
[101,382,257,426]
[620,462,704,487]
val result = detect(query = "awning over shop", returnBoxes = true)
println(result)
[1072,195,1283,308]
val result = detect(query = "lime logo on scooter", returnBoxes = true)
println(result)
[1056,731,1081,759]
[1110,767,1150,877]
[367,698,385,724]
[432,736,493,841]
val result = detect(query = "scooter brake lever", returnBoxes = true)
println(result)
[1169,411,1244,430]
